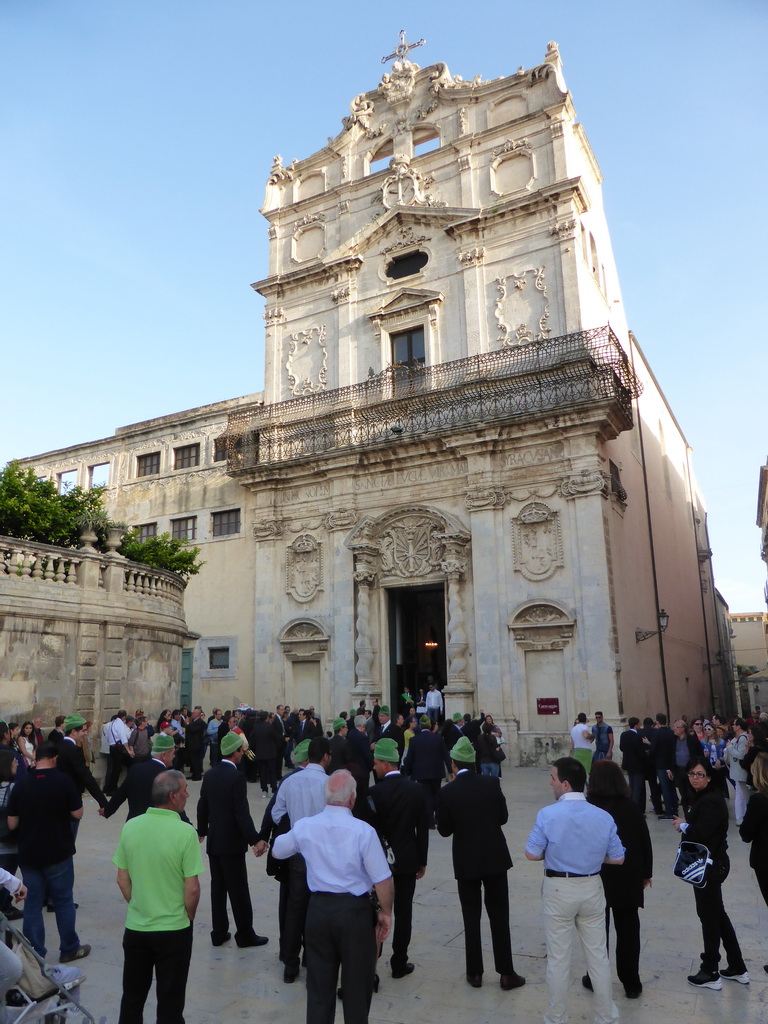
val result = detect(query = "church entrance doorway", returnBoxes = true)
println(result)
[387,583,447,713]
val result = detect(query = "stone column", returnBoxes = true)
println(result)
[353,547,378,693]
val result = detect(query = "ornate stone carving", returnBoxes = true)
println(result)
[491,137,532,161]
[338,198,349,213]
[379,515,446,578]
[551,219,576,239]
[458,107,468,134]
[560,470,608,499]
[252,518,283,540]
[267,154,296,185]
[458,154,471,171]
[378,34,424,105]
[511,502,563,582]
[323,508,358,531]
[495,268,551,346]
[286,534,323,603]
[286,325,328,396]
[465,489,506,511]
[381,226,431,255]
[381,156,445,210]
[457,247,485,267]
[509,601,575,651]
[353,569,377,587]
[263,307,285,326]
[549,118,565,138]
[331,286,349,304]
[278,618,329,662]
[268,225,277,240]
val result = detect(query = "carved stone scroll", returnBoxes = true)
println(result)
[495,268,551,346]
[286,325,328,396]
[560,469,608,499]
[511,502,563,582]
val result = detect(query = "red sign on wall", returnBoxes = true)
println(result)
[536,698,560,715]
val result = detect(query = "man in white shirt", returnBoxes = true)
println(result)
[569,714,594,773]
[425,684,443,724]
[274,769,392,1024]
[105,711,134,796]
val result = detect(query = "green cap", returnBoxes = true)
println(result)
[293,739,311,764]
[373,737,400,763]
[64,714,86,731]
[152,733,175,752]
[451,737,476,764]
[332,717,346,732]
[379,705,390,716]
[419,714,430,727]
[221,731,245,757]
[452,712,463,723]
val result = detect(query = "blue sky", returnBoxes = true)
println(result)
[1,0,766,610]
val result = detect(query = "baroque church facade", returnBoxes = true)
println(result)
[20,42,731,761]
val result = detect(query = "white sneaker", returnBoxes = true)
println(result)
[720,968,749,984]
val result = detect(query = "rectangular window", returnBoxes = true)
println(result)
[137,452,160,477]
[58,470,78,493]
[213,437,228,462]
[171,516,197,541]
[174,443,200,470]
[139,523,157,543]
[208,647,230,669]
[391,327,425,366]
[212,509,241,537]
[89,463,109,488]
[609,460,627,502]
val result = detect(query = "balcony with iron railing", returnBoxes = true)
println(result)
[226,326,642,473]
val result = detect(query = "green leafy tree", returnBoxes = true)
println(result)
[119,530,204,580]
[0,461,105,547]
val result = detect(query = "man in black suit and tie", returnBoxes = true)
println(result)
[346,715,374,796]
[101,734,190,821]
[436,737,525,992]
[402,716,451,828]
[619,717,647,811]
[57,714,109,821]
[328,718,351,773]
[368,738,428,979]
[196,731,269,949]
[374,706,405,759]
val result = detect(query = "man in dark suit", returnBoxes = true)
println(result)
[648,713,678,818]
[196,731,269,949]
[184,707,207,781]
[346,716,374,796]
[368,738,428,979]
[402,716,451,828]
[619,718,647,811]
[101,734,191,822]
[374,706,404,758]
[461,713,481,744]
[436,737,525,992]
[329,718,351,774]
[57,714,108,820]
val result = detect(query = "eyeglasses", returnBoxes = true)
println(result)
[687,771,708,779]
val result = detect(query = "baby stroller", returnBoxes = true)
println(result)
[0,912,94,1023]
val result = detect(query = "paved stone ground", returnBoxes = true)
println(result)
[41,765,768,1022]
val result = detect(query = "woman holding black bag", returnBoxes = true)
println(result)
[672,756,748,990]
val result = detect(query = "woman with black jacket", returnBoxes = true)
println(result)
[740,750,768,975]
[585,759,652,999]
[673,756,748,989]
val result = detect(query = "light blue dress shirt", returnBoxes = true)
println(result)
[525,792,625,873]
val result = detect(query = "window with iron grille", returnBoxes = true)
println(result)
[137,452,160,477]
[174,444,200,470]
[609,460,627,502]
[208,647,230,669]
[139,523,157,543]
[213,437,227,462]
[171,516,197,541]
[212,509,241,537]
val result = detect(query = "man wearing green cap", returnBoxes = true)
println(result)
[437,736,525,992]
[101,733,192,822]
[374,706,404,759]
[369,737,428,979]
[329,718,350,774]
[56,713,109,819]
[197,730,268,949]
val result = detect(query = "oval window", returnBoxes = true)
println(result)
[385,250,429,280]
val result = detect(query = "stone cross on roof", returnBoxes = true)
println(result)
[381,29,425,65]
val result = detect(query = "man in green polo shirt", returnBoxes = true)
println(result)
[113,769,204,1024]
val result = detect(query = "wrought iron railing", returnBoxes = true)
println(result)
[226,326,641,471]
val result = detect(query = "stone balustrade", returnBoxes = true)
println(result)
[0,535,185,606]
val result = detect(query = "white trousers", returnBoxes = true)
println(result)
[541,875,619,1024]
[734,781,749,823]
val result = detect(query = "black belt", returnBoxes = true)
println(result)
[545,870,600,878]
[312,891,368,899]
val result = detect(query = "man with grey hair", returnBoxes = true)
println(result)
[113,769,204,1024]
[274,769,393,1024]
[346,714,374,793]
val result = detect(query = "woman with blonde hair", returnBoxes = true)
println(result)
[740,751,768,976]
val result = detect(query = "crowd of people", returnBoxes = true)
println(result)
[0,701,766,1023]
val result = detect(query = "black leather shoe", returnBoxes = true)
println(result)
[625,986,642,998]
[211,932,231,947]
[582,974,593,991]
[500,972,526,990]
[391,963,415,979]
[467,974,482,988]
[284,968,299,983]
[4,908,23,921]
[237,934,269,947]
